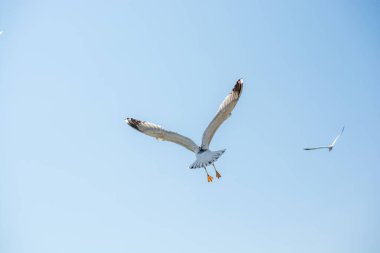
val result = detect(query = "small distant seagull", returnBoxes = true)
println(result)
[304,126,345,152]
[125,79,243,182]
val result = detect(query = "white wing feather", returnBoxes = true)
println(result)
[125,118,199,153]
[201,79,243,149]
[330,126,345,147]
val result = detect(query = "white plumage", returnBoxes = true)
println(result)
[125,79,243,182]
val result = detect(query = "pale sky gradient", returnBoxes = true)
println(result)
[1,0,380,253]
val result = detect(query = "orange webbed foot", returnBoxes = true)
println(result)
[207,175,213,182]
[212,163,222,179]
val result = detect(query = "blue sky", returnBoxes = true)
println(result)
[1,0,379,252]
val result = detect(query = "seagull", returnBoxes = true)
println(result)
[304,126,345,152]
[125,79,243,182]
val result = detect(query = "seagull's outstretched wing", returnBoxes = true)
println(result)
[330,126,345,147]
[201,79,243,149]
[125,118,199,153]
[304,146,329,150]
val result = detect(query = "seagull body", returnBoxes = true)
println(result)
[125,79,243,182]
[304,127,345,152]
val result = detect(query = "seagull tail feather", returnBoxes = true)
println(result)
[189,149,226,169]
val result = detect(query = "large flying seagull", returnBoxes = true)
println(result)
[125,79,243,182]
[304,126,345,152]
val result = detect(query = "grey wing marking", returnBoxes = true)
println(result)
[304,146,329,150]
[126,118,199,153]
[201,79,243,149]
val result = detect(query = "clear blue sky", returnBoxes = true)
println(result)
[1,0,379,252]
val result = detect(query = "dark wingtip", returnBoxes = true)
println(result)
[126,117,142,132]
[233,78,243,94]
